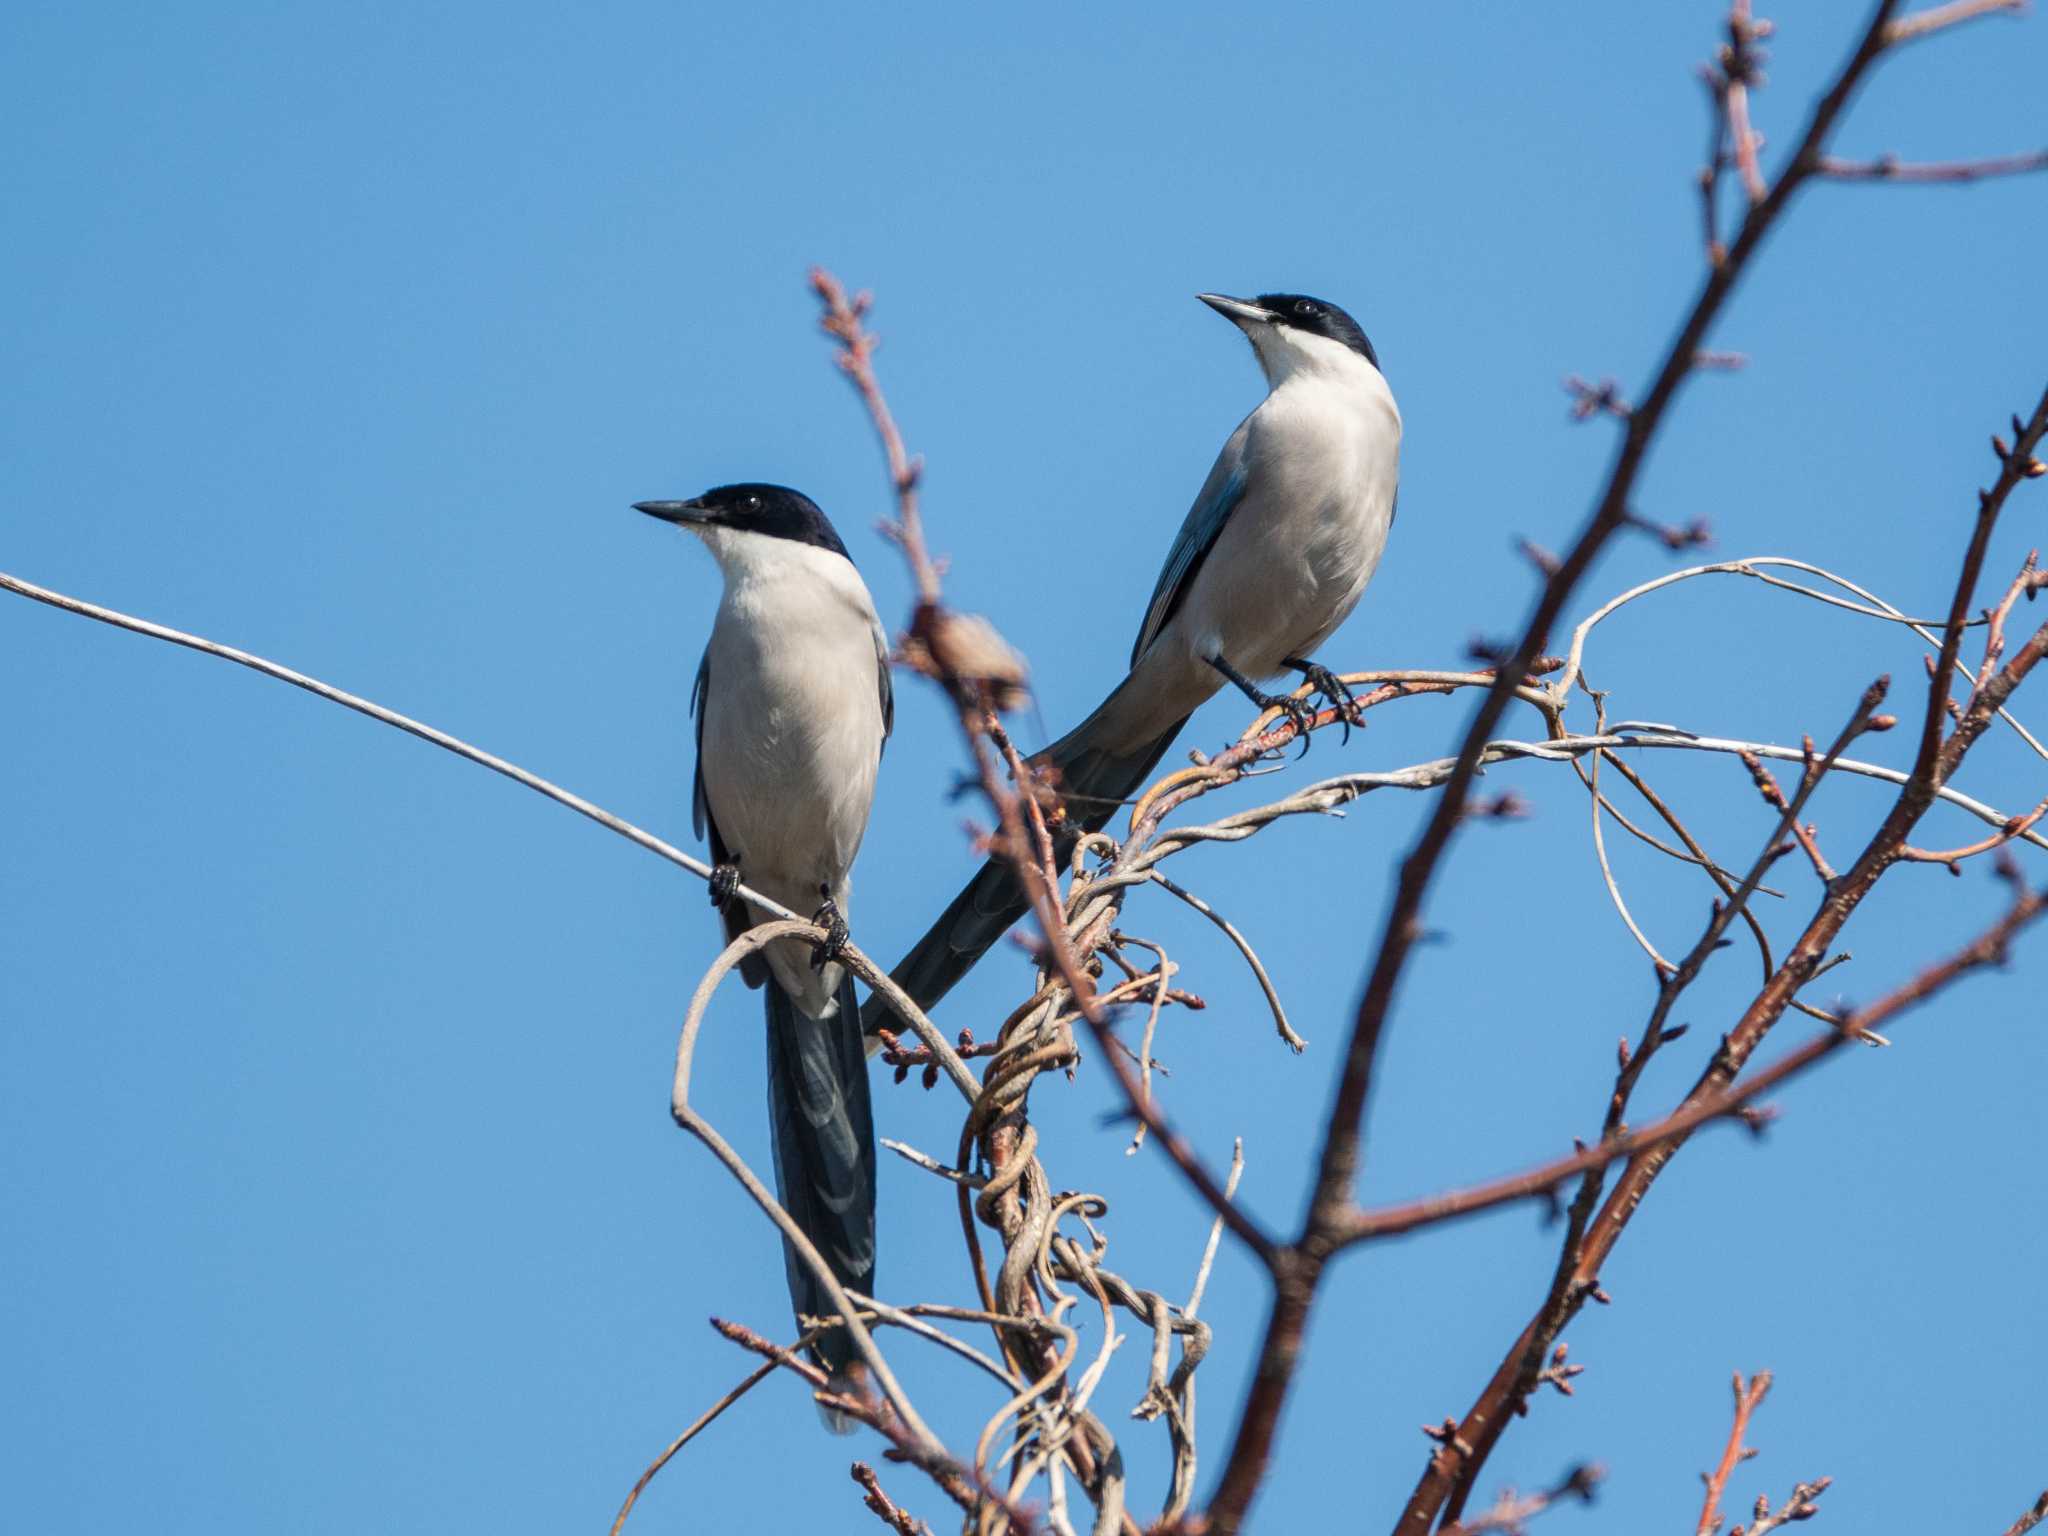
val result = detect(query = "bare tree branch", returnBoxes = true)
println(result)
[1329,854,2046,1247]
[1698,1371,1772,1536]
[2001,1491,2048,1536]
[1402,382,2048,1532]
[1818,149,2048,182]
[1883,0,2027,46]
[1205,10,1936,1518]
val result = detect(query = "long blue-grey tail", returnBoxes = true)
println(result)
[859,699,1192,1035]
[764,969,875,1427]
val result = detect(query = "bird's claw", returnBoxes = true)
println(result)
[1238,687,1317,756]
[1289,658,1365,744]
[810,890,849,970]
[1270,694,1318,756]
[709,862,741,909]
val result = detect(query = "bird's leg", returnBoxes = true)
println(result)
[708,861,741,909]
[1282,654,1364,744]
[1206,653,1316,756]
[810,883,850,970]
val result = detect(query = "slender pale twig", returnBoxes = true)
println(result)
[0,574,792,913]
[1697,1370,1772,1536]
[1145,871,1304,1051]
[670,922,941,1452]
[1883,0,2027,46]
[609,1357,784,1536]
[1819,149,2048,182]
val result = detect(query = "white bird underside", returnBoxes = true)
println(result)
[1095,325,1402,754]
[695,531,889,1016]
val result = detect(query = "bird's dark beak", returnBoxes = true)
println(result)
[1198,293,1278,327]
[633,498,712,527]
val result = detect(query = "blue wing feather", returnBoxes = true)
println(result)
[1129,434,1251,667]
[690,650,712,841]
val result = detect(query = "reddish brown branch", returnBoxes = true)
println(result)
[1897,792,2048,870]
[712,1317,1032,1532]
[1912,416,2048,788]
[811,269,936,607]
[1432,670,1882,1532]
[2001,1491,2048,1536]
[1397,379,2048,1535]
[1737,749,1837,883]
[1698,1371,1772,1536]
[1328,868,2046,1247]
[853,1461,932,1536]
[1973,552,2047,693]
[1199,15,1932,1529]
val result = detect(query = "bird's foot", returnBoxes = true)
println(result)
[1206,654,1316,757]
[810,886,849,970]
[708,861,741,909]
[1284,655,1365,744]
[1262,692,1319,755]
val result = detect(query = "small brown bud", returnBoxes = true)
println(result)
[1866,713,1897,732]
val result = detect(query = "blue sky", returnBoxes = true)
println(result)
[4,3,2045,1532]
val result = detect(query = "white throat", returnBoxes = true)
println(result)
[1248,325,1383,392]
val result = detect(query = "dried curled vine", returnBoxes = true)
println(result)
[4,4,2045,1535]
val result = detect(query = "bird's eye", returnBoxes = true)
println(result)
[744,494,761,511]
[1297,300,1321,318]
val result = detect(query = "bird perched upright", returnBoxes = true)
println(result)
[635,482,891,1425]
[863,291,1401,1029]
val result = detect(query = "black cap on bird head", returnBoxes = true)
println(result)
[633,483,850,557]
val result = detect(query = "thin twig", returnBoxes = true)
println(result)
[673,922,942,1451]
[1697,1371,1772,1536]
[609,1358,784,1536]
[811,269,936,606]
[1436,1465,1603,1536]
[1818,149,2048,182]
[854,1461,935,1536]
[1328,868,2045,1244]
[0,575,795,915]
[1883,0,2027,46]
[1186,1139,1246,1321]
[1146,871,1304,1051]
